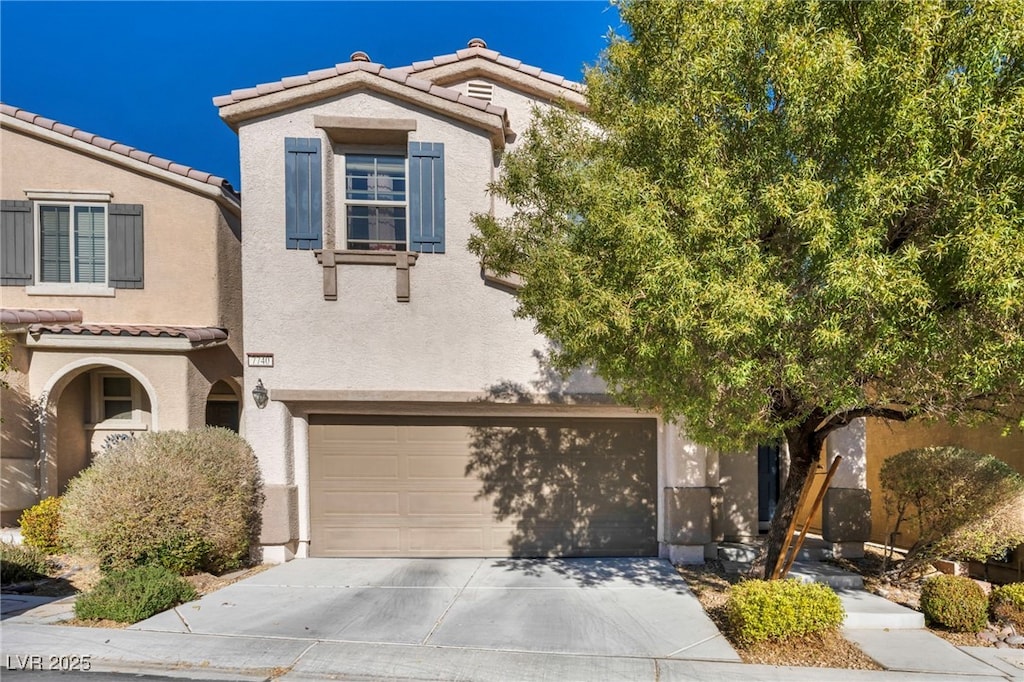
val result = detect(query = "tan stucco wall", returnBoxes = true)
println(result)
[867,418,1024,547]
[55,373,89,493]
[718,448,759,541]
[0,124,236,329]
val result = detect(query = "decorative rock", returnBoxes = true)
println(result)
[978,631,999,643]
[995,641,1009,649]
[1007,635,1024,646]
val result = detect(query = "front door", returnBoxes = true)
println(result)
[757,443,780,532]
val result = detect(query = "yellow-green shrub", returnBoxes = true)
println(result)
[989,582,1024,629]
[920,575,988,632]
[19,497,64,554]
[60,428,263,574]
[725,579,844,645]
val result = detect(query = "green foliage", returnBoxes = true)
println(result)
[0,541,50,585]
[0,332,13,391]
[990,582,1024,629]
[18,497,64,554]
[880,447,1024,574]
[60,428,263,574]
[920,574,989,632]
[74,565,197,623]
[725,579,844,645]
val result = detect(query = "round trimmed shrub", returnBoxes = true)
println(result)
[725,579,845,645]
[19,496,64,554]
[989,582,1024,629]
[59,428,263,574]
[74,565,197,623]
[920,574,988,632]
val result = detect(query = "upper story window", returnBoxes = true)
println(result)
[39,203,107,284]
[344,154,407,251]
[0,195,144,293]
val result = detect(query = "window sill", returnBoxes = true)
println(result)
[26,284,116,297]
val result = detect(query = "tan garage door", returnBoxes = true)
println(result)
[308,415,658,557]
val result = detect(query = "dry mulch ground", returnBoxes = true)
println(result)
[676,561,882,669]
[4,553,271,628]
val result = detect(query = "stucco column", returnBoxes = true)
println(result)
[660,421,721,564]
[822,419,870,558]
[245,381,297,563]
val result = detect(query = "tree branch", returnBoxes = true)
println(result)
[817,405,915,434]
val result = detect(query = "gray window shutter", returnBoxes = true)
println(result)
[408,142,445,254]
[108,204,144,289]
[285,137,323,249]
[1,200,34,285]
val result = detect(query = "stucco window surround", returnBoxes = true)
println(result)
[24,190,115,297]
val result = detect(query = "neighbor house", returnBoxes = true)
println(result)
[0,104,243,525]
[215,40,874,563]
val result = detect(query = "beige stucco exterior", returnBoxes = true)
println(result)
[0,112,243,524]
[228,53,737,563]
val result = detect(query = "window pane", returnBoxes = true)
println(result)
[345,155,405,201]
[103,400,133,421]
[103,376,132,398]
[39,205,70,283]
[347,207,406,251]
[75,206,106,283]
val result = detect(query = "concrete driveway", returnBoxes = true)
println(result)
[131,557,738,662]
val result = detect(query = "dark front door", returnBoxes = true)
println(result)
[757,443,780,532]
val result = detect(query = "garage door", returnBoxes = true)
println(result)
[309,415,658,557]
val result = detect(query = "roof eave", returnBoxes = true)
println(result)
[1,115,241,216]
[216,70,512,149]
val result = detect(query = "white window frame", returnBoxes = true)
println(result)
[24,190,115,296]
[340,149,409,251]
[87,371,148,431]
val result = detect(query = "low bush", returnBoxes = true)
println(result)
[0,541,50,584]
[19,497,64,554]
[725,579,844,645]
[74,565,197,623]
[920,574,988,632]
[880,447,1024,575]
[60,428,263,574]
[989,582,1024,629]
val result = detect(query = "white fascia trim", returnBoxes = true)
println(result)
[24,190,113,202]
[25,334,226,352]
[3,117,240,215]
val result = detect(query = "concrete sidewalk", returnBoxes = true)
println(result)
[2,557,1022,680]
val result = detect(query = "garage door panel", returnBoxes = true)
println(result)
[317,455,400,479]
[309,417,657,558]
[406,455,470,479]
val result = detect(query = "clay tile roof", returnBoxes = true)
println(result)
[27,323,228,344]
[0,103,239,200]
[213,58,512,133]
[1,308,83,325]
[401,41,584,93]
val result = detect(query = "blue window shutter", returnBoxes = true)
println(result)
[408,142,445,254]
[108,204,144,289]
[285,137,323,250]
[0,200,34,285]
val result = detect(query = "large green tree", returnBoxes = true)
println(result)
[470,0,1024,577]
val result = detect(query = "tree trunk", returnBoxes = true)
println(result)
[750,416,826,579]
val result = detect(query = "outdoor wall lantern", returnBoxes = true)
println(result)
[252,379,269,409]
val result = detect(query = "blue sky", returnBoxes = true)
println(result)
[0,1,619,190]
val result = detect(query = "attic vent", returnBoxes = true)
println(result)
[466,81,494,103]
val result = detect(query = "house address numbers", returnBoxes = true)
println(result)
[247,353,274,368]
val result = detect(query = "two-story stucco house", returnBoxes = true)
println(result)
[215,40,874,564]
[0,104,243,525]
